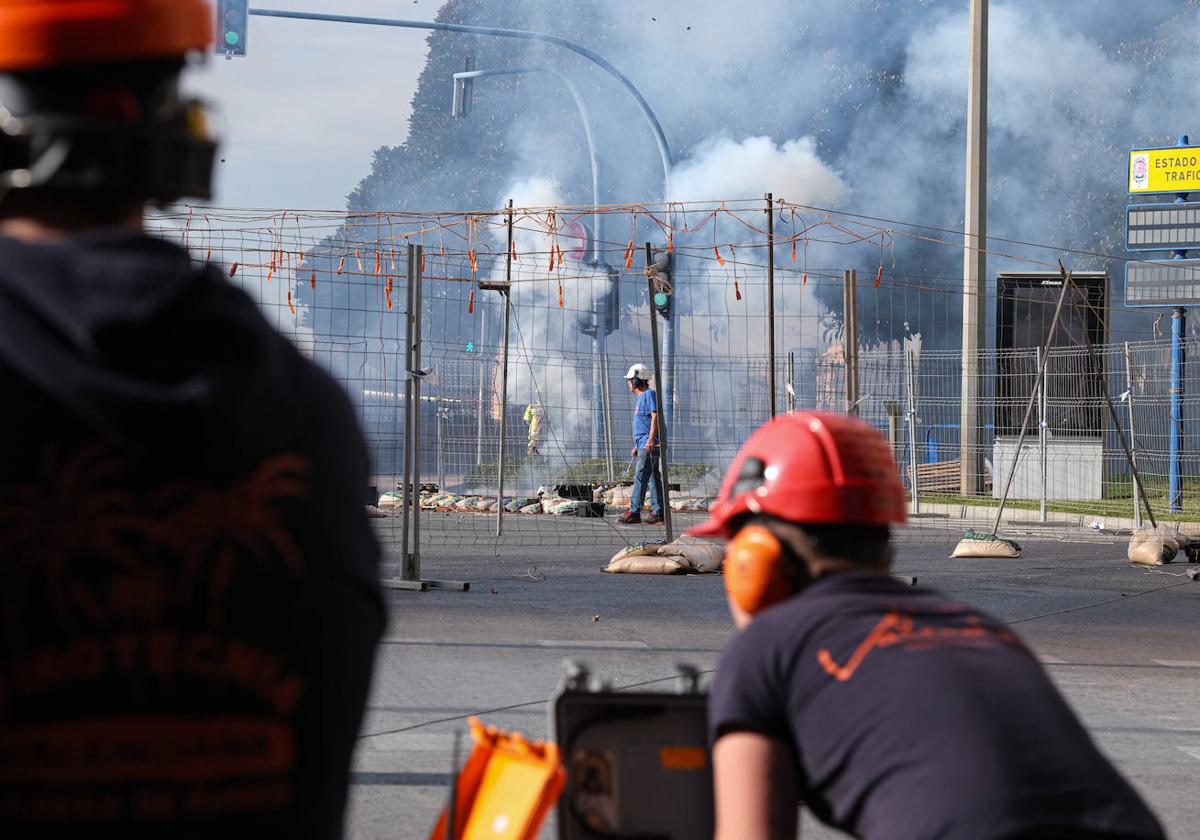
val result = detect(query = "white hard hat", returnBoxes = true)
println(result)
[624,363,651,380]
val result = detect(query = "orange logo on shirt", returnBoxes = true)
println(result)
[817,610,1029,682]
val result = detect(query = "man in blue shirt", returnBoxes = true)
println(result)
[619,363,663,525]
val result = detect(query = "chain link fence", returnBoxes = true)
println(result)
[147,203,1192,562]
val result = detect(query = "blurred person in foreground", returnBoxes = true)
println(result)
[690,412,1164,840]
[0,2,384,837]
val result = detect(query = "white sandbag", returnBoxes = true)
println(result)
[377,491,404,508]
[950,530,1021,559]
[365,505,388,519]
[603,555,687,574]
[539,495,570,514]
[1128,527,1178,566]
[656,535,724,572]
[607,540,665,563]
[604,486,633,508]
[520,502,543,514]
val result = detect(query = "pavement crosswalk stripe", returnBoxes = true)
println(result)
[536,639,649,649]
[1153,660,1200,668]
[1178,747,1200,761]
[1037,654,1067,664]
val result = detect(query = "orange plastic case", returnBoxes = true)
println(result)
[0,0,213,72]
[428,718,565,840]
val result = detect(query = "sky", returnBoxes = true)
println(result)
[183,0,440,210]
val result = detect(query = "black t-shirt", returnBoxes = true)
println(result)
[709,571,1164,840]
[0,233,385,838]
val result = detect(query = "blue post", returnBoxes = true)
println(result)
[1170,308,1185,511]
[1169,133,1190,513]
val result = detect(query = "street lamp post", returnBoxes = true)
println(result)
[452,65,609,464]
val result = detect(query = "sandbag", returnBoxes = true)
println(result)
[519,502,543,514]
[365,505,388,519]
[603,555,688,574]
[603,537,722,574]
[1128,527,1179,566]
[656,535,724,572]
[950,530,1021,558]
[377,491,404,508]
[603,486,633,508]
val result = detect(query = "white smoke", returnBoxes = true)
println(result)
[669,135,848,206]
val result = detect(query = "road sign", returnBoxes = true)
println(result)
[1129,145,1200,195]
[1126,201,1200,251]
[1124,258,1200,307]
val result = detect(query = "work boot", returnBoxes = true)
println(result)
[644,512,663,525]
[618,511,641,524]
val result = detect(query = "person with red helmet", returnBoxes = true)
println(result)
[0,3,383,838]
[693,412,1163,840]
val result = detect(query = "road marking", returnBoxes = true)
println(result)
[1178,746,1200,761]
[1037,654,1066,664]
[1153,660,1200,668]
[536,639,648,649]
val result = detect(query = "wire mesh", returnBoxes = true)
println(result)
[145,200,1193,559]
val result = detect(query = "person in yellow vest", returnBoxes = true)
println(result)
[524,402,545,457]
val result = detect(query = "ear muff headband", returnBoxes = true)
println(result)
[724,525,795,615]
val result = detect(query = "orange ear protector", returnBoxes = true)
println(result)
[724,525,797,615]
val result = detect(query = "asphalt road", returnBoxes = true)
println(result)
[346,519,1200,839]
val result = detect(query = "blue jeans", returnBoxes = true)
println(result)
[630,447,663,516]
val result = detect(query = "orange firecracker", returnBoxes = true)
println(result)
[287,290,296,316]
[468,288,475,314]
[791,237,797,262]
[336,256,345,275]
[802,272,808,286]
[468,248,478,274]
[310,271,317,289]
[734,279,743,301]
[667,232,673,253]
[557,282,564,308]
[874,265,883,288]
[228,262,238,278]
[385,276,394,310]
[623,240,635,270]
[714,246,725,267]
[511,240,519,262]
[374,251,381,275]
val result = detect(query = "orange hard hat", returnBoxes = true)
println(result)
[687,411,908,540]
[0,0,214,72]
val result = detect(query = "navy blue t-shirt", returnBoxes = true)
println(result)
[709,572,1164,840]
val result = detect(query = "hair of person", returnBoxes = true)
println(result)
[734,513,892,569]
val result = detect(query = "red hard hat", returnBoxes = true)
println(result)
[0,0,214,72]
[687,411,908,539]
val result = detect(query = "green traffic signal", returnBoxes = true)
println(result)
[654,292,668,308]
[224,31,240,46]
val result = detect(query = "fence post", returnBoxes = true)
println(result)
[476,313,486,467]
[905,347,920,514]
[767,192,776,418]
[787,351,796,413]
[1124,342,1142,528]
[400,245,415,578]
[1037,347,1047,523]
[411,244,424,571]
[602,353,616,482]
[496,201,513,537]
[646,242,674,543]
[844,269,858,414]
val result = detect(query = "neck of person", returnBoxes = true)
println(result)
[0,196,145,243]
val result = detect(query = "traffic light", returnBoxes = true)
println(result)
[650,247,672,319]
[216,0,248,58]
